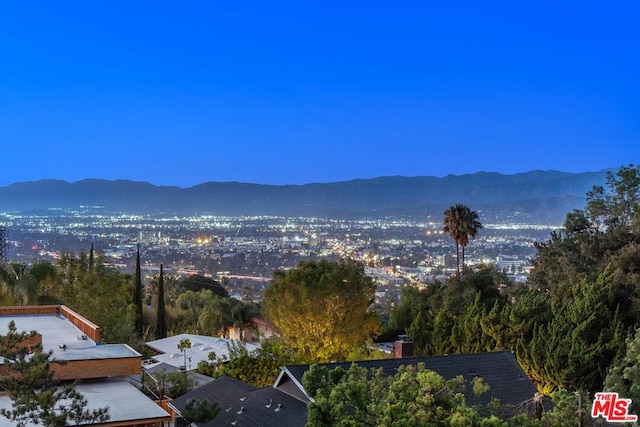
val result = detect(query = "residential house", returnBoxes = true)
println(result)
[170,350,547,426]
[0,305,172,426]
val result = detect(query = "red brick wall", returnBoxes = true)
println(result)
[0,305,59,316]
[53,356,141,380]
[59,305,101,343]
[0,305,102,343]
[0,356,141,380]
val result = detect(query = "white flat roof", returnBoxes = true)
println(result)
[0,378,170,425]
[146,333,259,370]
[0,314,140,361]
[76,379,171,423]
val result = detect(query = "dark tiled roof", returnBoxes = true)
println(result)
[280,351,538,407]
[170,376,308,427]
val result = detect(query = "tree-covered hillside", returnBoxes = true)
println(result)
[390,164,640,403]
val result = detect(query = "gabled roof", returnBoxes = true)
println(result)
[169,376,308,427]
[277,350,539,407]
[250,317,272,328]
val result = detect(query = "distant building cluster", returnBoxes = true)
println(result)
[0,207,552,303]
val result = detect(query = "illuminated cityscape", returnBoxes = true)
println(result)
[0,207,558,303]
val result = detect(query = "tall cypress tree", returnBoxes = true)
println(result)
[88,243,94,271]
[134,244,144,339]
[155,263,167,339]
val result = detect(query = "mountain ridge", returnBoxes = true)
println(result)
[0,170,611,224]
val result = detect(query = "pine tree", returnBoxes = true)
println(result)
[156,263,167,339]
[0,321,109,426]
[134,244,143,339]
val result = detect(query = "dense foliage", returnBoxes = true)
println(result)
[198,340,295,387]
[180,274,228,297]
[1,164,639,425]
[0,248,259,349]
[391,164,640,399]
[181,397,220,423]
[152,370,198,398]
[262,259,380,363]
[303,363,543,427]
[603,327,640,415]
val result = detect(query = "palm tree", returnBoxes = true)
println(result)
[2,263,39,305]
[442,204,466,274]
[229,300,253,342]
[442,204,483,274]
[0,263,17,305]
[459,206,483,270]
[199,298,233,338]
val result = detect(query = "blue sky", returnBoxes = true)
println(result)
[0,1,638,187]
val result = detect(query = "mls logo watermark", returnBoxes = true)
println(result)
[591,392,638,423]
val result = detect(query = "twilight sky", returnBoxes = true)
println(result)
[1,2,638,188]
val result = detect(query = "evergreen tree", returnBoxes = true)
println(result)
[0,322,109,427]
[88,242,94,271]
[156,263,167,339]
[303,363,539,426]
[182,398,219,424]
[198,340,295,387]
[134,244,143,339]
[262,259,379,363]
[604,327,640,415]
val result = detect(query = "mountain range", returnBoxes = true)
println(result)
[0,170,610,224]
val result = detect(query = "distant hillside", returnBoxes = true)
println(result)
[0,170,610,224]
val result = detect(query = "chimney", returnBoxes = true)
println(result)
[394,335,413,358]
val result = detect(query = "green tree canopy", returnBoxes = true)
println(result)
[262,259,380,363]
[198,340,295,387]
[152,369,197,399]
[180,274,228,298]
[182,397,219,424]
[604,327,640,415]
[303,363,539,427]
